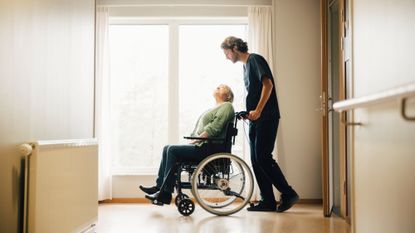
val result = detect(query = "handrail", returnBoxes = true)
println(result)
[333,83,415,112]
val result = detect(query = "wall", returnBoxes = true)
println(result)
[0,0,95,144]
[352,0,415,232]
[0,146,27,233]
[273,0,322,199]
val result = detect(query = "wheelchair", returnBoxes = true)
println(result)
[170,112,254,216]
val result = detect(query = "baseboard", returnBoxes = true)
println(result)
[99,198,149,204]
[99,198,323,204]
[296,199,322,204]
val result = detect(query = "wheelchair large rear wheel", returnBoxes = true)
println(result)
[191,153,254,216]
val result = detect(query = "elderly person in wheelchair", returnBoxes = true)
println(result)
[140,84,235,206]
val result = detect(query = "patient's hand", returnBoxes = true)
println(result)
[198,132,209,138]
[188,132,209,145]
[189,140,200,144]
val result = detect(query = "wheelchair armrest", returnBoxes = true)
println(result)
[183,136,225,142]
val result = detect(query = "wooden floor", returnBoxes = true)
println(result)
[98,203,350,233]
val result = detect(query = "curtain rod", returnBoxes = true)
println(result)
[96,4,271,7]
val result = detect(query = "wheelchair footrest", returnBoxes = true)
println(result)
[179,182,192,189]
[152,200,165,206]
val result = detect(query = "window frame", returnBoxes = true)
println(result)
[109,17,248,175]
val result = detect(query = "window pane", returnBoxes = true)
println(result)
[109,25,168,173]
[179,25,247,155]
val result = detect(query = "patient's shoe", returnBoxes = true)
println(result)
[276,191,299,213]
[247,201,276,212]
[139,185,159,195]
[145,191,172,206]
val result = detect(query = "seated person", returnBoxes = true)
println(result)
[139,84,235,205]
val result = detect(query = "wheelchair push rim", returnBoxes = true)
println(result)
[191,153,254,216]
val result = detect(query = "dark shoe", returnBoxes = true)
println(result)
[247,201,276,212]
[145,191,172,206]
[139,185,159,195]
[276,192,299,213]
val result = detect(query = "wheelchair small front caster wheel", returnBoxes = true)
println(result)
[178,199,195,216]
[175,193,190,207]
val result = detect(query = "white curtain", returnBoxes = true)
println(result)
[248,6,275,201]
[96,6,112,201]
[248,6,274,73]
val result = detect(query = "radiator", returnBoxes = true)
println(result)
[0,139,98,233]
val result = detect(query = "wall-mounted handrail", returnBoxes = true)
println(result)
[401,98,415,121]
[333,82,415,112]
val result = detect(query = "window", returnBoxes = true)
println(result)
[178,24,247,154]
[109,25,169,173]
[109,20,247,174]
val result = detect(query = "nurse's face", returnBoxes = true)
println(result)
[223,48,239,63]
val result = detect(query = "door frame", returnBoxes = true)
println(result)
[321,0,349,218]
[320,0,330,217]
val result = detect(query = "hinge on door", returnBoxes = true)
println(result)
[343,181,347,195]
[319,91,326,117]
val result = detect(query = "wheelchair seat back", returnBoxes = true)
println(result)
[222,121,238,152]
[180,121,238,174]
[203,121,237,174]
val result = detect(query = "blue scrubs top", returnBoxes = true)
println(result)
[243,53,280,119]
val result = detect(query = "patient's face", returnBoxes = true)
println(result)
[214,85,230,101]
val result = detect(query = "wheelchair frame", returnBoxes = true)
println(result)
[167,112,254,216]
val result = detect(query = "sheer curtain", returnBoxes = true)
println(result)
[95,6,112,201]
[248,6,275,201]
[248,6,274,73]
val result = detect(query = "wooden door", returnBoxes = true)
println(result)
[340,0,352,221]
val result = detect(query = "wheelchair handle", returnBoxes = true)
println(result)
[235,111,249,120]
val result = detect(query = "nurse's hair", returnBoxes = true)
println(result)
[221,36,248,53]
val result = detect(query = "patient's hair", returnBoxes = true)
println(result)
[223,85,234,103]
[220,36,248,53]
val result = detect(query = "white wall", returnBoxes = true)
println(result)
[0,0,95,144]
[352,0,415,232]
[273,0,322,199]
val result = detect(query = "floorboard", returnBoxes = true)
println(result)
[97,203,350,233]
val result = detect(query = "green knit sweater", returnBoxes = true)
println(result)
[191,102,235,146]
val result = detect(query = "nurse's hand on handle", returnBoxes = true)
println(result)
[248,109,261,121]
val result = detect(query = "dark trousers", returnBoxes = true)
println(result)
[155,144,214,193]
[249,117,294,204]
